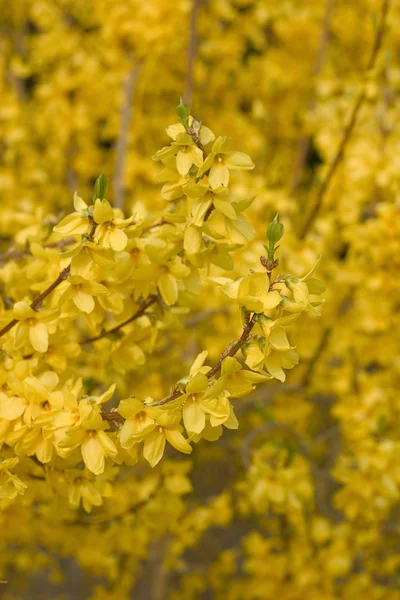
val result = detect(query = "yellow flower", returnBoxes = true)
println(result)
[237,273,282,313]
[153,132,204,176]
[59,385,118,475]
[217,272,282,313]
[242,334,299,382]
[53,193,91,236]
[12,301,58,353]
[197,136,254,189]
[63,467,114,513]
[216,356,270,397]
[59,275,109,313]
[165,117,215,146]
[80,429,118,475]
[0,371,62,426]
[93,198,134,252]
[131,257,191,306]
[118,397,157,448]
[0,457,27,500]
[60,239,115,278]
[143,412,192,467]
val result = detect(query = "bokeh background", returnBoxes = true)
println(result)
[1,0,400,598]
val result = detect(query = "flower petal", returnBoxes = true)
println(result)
[73,291,95,313]
[164,428,192,454]
[0,393,25,420]
[183,401,205,434]
[158,273,178,306]
[143,429,166,467]
[81,436,105,475]
[209,163,229,189]
[109,228,128,252]
[29,322,49,353]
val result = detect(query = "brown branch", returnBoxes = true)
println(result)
[0,266,70,338]
[299,0,391,240]
[102,312,258,419]
[291,0,335,196]
[184,0,201,107]
[113,61,142,211]
[83,296,157,345]
[148,312,258,407]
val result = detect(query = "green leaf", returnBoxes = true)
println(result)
[176,97,190,129]
[93,173,109,201]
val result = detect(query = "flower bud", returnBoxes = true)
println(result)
[266,214,284,245]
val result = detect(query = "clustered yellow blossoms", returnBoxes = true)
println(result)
[1,0,399,598]
[0,108,324,501]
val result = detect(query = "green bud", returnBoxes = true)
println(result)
[176,97,190,129]
[266,214,284,245]
[93,173,108,202]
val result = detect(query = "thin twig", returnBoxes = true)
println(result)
[102,312,258,420]
[184,0,201,107]
[299,0,391,240]
[113,61,142,211]
[291,0,335,196]
[147,312,258,407]
[0,266,70,338]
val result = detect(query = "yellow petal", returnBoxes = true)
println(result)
[109,228,128,252]
[12,301,35,320]
[97,430,118,458]
[93,199,114,224]
[199,126,215,145]
[268,327,290,351]
[14,322,29,349]
[214,198,237,220]
[73,290,95,313]
[54,213,88,234]
[143,429,166,467]
[71,248,92,277]
[73,193,88,211]
[158,273,178,306]
[166,122,185,140]
[165,428,192,454]
[186,372,208,394]
[226,151,254,170]
[119,419,137,448]
[184,225,202,254]
[262,290,282,311]
[244,343,265,370]
[264,354,286,382]
[29,321,49,353]
[189,350,208,375]
[118,398,146,419]
[176,149,194,176]
[0,393,25,420]
[209,163,229,189]
[81,435,105,475]
[183,401,205,434]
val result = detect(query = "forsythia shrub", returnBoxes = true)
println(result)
[0,0,399,599]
